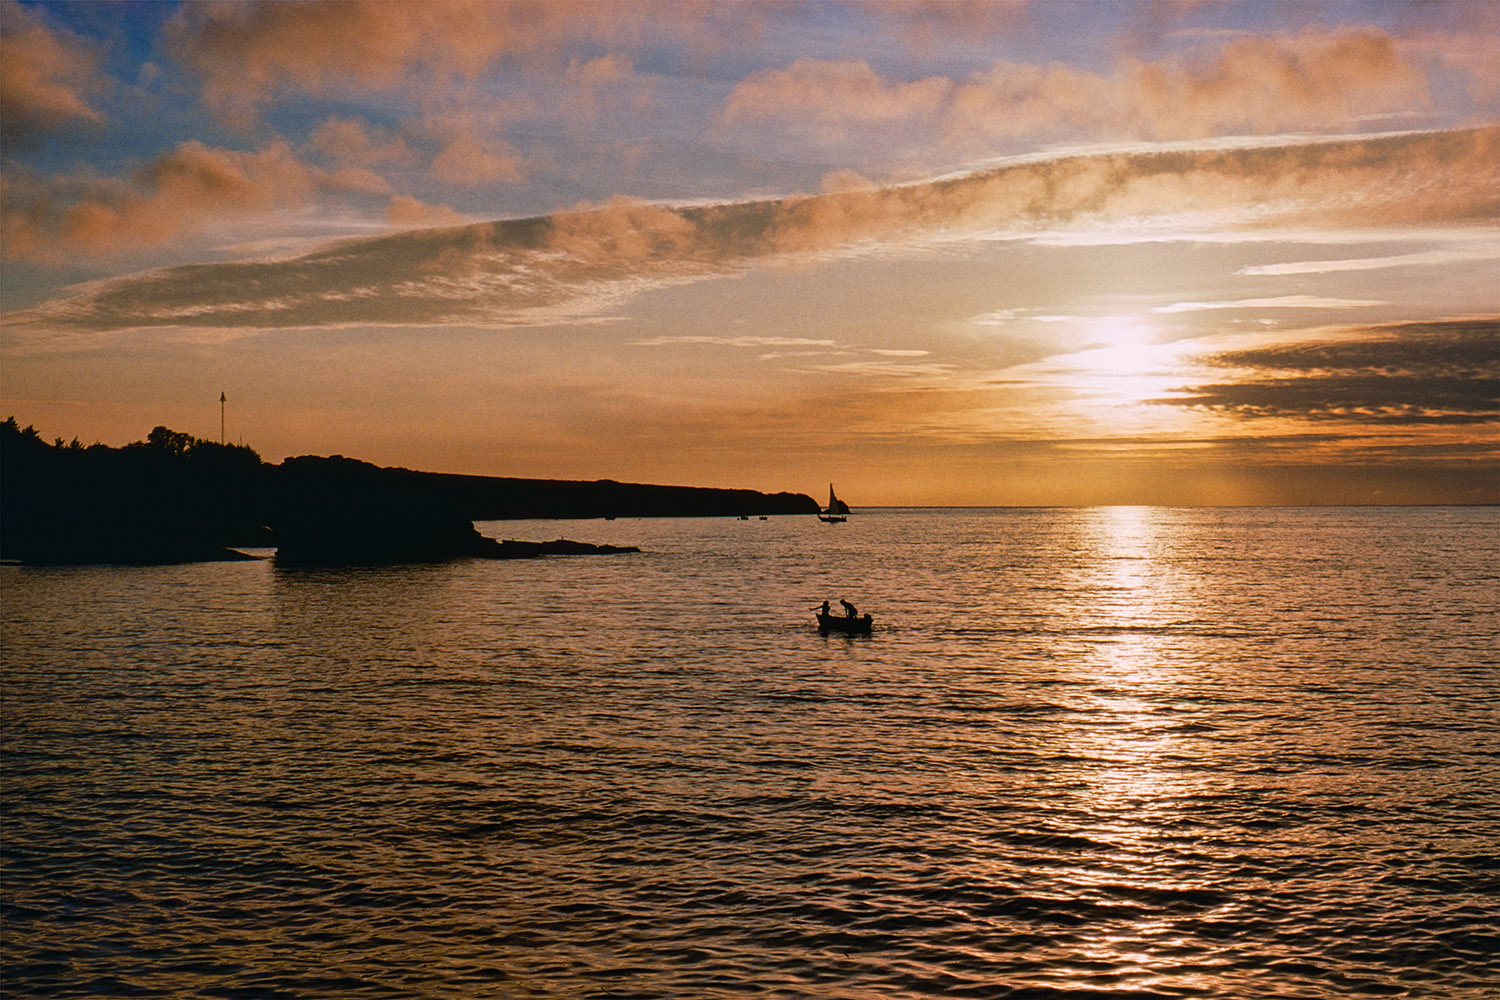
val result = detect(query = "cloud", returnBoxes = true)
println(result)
[1,139,368,265]
[1237,247,1500,276]
[0,0,108,145]
[972,308,1023,325]
[308,116,415,170]
[163,0,720,124]
[723,58,953,136]
[1158,318,1500,425]
[1154,295,1385,313]
[164,0,504,124]
[632,336,836,349]
[430,132,528,187]
[804,358,960,381]
[1410,7,1500,107]
[861,0,1032,50]
[384,194,468,229]
[563,54,655,119]
[723,28,1433,152]
[7,127,1496,334]
[1117,28,1430,139]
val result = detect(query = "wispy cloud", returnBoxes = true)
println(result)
[723,28,1433,151]
[1157,318,1500,425]
[805,359,960,381]
[162,0,696,125]
[1,139,398,266]
[1238,247,1500,276]
[6,128,1496,339]
[631,335,836,349]
[1154,295,1386,313]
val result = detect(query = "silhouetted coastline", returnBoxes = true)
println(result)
[1,420,816,565]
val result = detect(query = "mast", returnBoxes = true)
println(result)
[219,391,226,444]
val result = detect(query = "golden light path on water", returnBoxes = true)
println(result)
[4,507,1497,997]
[1047,507,1228,995]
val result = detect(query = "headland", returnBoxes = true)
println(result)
[1,419,818,565]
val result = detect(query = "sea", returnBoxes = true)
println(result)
[3,506,1498,999]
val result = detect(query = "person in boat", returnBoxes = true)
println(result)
[841,599,857,618]
[816,600,831,617]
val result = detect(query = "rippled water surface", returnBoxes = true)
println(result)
[4,507,1499,998]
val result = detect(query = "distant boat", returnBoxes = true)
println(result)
[816,610,873,634]
[818,484,850,523]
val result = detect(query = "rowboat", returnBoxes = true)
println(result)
[816,611,873,634]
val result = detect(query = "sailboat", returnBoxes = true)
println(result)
[818,484,850,523]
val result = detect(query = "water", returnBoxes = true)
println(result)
[3,507,1498,999]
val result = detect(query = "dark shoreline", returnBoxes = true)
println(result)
[1,420,819,566]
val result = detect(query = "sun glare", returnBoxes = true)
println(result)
[1086,316,1156,351]
[984,314,1211,441]
[1063,316,1190,404]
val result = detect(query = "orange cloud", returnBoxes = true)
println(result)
[943,61,1113,144]
[0,0,107,144]
[308,117,415,169]
[164,0,722,124]
[430,132,528,187]
[725,28,1435,150]
[1120,28,1429,139]
[563,54,656,119]
[10,127,1494,333]
[723,58,952,135]
[854,1,1033,53]
[1430,31,1500,107]
[166,0,500,123]
[2,140,356,264]
[385,194,468,229]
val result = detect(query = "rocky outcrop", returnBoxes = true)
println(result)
[487,538,641,559]
[269,457,641,565]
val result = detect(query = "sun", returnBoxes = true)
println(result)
[1074,316,1168,385]
[1084,316,1156,352]
[1044,315,1201,424]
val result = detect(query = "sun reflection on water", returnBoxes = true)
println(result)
[1045,506,1236,994]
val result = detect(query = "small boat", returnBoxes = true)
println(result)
[816,611,873,634]
[818,484,850,523]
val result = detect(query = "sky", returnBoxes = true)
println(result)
[2,0,1497,506]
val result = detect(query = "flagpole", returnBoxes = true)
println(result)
[220,391,226,444]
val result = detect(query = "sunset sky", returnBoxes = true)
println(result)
[2,0,1497,505]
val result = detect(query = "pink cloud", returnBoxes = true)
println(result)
[1121,28,1430,139]
[308,117,416,169]
[564,54,655,118]
[0,0,107,144]
[723,58,952,135]
[429,132,528,187]
[724,28,1437,151]
[3,140,355,264]
[11,127,1493,332]
[164,0,723,124]
[165,0,504,123]
[385,194,468,229]
[859,1,1033,52]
